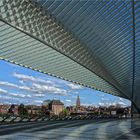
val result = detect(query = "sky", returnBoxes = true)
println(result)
[0,60,131,107]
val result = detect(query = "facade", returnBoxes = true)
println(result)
[50,100,64,115]
[26,105,42,115]
[0,104,18,115]
[42,99,64,116]
[0,104,10,114]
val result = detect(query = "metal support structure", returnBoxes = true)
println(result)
[131,0,140,115]
[1,0,140,113]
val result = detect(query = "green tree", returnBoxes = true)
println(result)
[59,108,69,117]
[23,107,28,116]
[18,104,25,117]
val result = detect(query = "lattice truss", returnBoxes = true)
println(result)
[0,0,140,108]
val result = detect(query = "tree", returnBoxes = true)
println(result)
[23,107,28,116]
[18,104,25,117]
[8,104,15,115]
[59,108,69,117]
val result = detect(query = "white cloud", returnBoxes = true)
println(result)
[19,86,33,91]
[67,83,83,90]
[66,99,71,102]
[0,81,18,88]
[98,102,116,107]
[13,72,53,85]
[119,97,124,102]
[35,100,42,103]
[32,83,67,96]
[32,100,43,104]
[0,89,28,99]
[0,88,8,93]
[98,102,105,106]
[117,101,127,106]
[74,91,79,94]
[0,79,68,96]
[12,72,69,96]
[0,81,37,93]
[10,93,32,98]
[82,103,95,106]
[34,94,45,97]
[19,80,24,84]
[0,88,32,99]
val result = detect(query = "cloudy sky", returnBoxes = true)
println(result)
[0,60,131,107]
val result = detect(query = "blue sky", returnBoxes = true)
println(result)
[0,60,131,107]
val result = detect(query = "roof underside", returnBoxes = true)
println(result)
[0,0,140,108]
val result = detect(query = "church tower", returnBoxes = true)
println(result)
[76,95,80,110]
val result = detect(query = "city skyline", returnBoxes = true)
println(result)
[0,60,131,107]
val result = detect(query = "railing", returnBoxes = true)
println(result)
[0,114,132,124]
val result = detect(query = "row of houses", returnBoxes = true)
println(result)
[0,100,64,116]
[0,99,131,117]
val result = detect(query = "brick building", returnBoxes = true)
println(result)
[49,100,64,115]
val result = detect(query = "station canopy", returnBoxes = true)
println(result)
[0,0,140,111]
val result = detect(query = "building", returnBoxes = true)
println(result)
[76,95,80,107]
[76,95,81,111]
[26,105,42,115]
[42,99,64,116]
[0,104,19,115]
[9,104,19,115]
[49,100,64,115]
[0,104,10,114]
[42,100,51,107]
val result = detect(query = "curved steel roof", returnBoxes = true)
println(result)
[0,0,140,111]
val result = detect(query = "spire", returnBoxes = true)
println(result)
[76,95,80,108]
